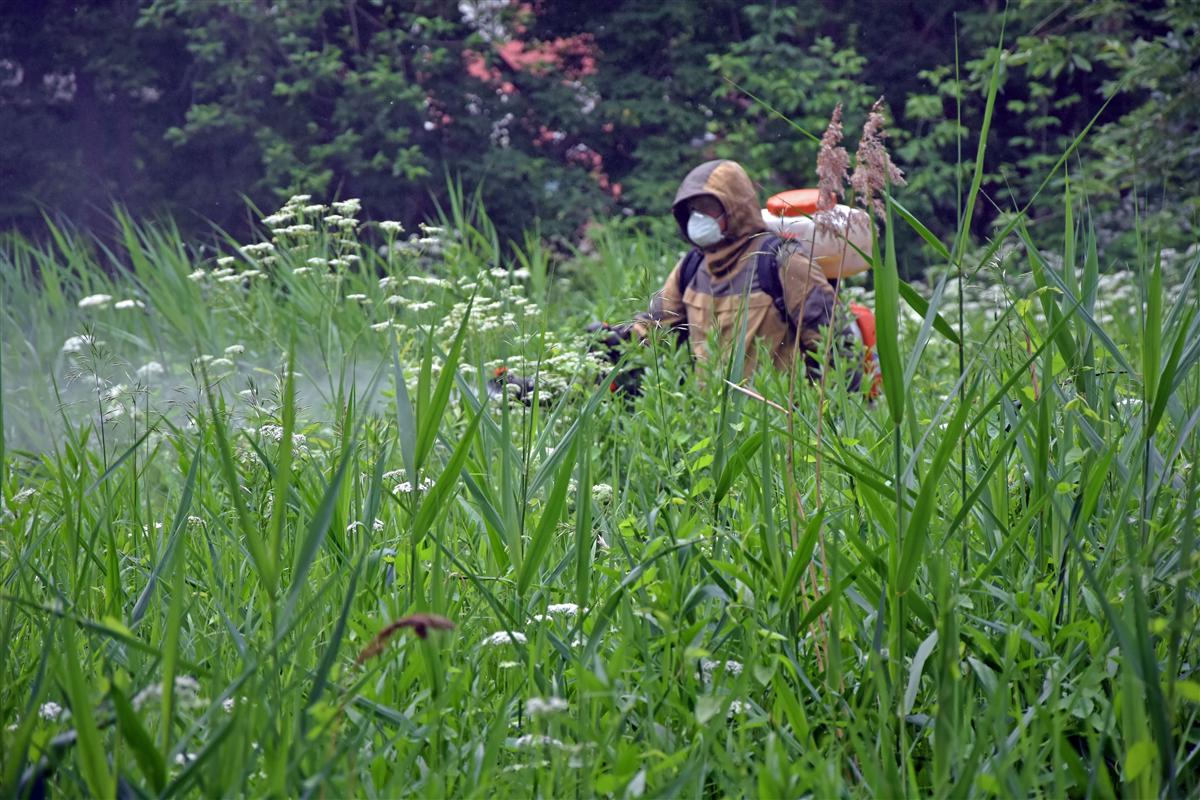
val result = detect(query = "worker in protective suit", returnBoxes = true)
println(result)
[595,159,869,388]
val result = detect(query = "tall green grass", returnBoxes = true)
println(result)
[3,89,1200,800]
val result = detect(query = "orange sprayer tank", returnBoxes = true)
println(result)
[762,188,874,280]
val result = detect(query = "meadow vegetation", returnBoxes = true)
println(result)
[3,172,1199,797]
[3,49,1200,798]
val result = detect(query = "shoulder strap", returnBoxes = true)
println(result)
[673,248,704,347]
[755,235,791,327]
[677,248,704,295]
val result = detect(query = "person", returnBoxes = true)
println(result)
[595,159,870,390]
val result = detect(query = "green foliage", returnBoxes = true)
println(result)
[3,153,1199,796]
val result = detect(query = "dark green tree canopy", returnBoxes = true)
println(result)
[1,0,1195,257]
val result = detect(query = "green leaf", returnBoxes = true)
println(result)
[112,681,167,793]
[415,293,474,475]
[695,694,722,725]
[877,198,905,426]
[1124,740,1156,782]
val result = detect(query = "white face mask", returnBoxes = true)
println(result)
[687,211,724,248]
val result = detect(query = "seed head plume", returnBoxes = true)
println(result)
[851,97,907,220]
[355,613,455,666]
[814,104,850,237]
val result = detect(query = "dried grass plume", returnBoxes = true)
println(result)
[814,104,850,237]
[355,613,455,666]
[851,97,907,220]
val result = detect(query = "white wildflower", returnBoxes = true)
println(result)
[526,697,569,716]
[187,269,207,282]
[302,203,326,214]
[135,361,165,381]
[241,242,275,257]
[378,276,397,289]
[307,257,328,266]
[292,267,311,276]
[222,697,236,712]
[512,268,531,280]
[370,321,393,332]
[385,294,407,306]
[408,301,436,312]
[379,220,404,234]
[590,483,614,505]
[328,258,348,268]
[132,675,203,711]
[284,194,311,206]
[61,334,95,354]
[698,659,744,682]
[211,268,235,278]
[216,256,236,267]
[261,213,292,227]
[481,630,527,647]
[39,701,64,721]
[346,293,369,303]
[489,268,509,279]
[217,274,243,284]
[115,298,146,310]
[78,294,112,309]
[209,358,235,370]
[337,218,358,230]
[242,269,264,279]
[509,735,580,752]
[323,214,344,225]
[332,198,361,215]
[282,224,314,236]
[174,752,196,766]
[224,344,245,356]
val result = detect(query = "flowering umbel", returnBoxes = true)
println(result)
[851,98,907,220]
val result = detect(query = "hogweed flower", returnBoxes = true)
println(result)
[78,294,113,309]
[39,701,65,721]
[62,334,96,354]
[132,675,203,711]
[698,659,744,682]
[850,97,907,221]
[136,361,165,381]
[526,697,569,716]
[481,630,527,647]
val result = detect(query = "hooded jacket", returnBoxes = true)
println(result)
[632,160,851,380]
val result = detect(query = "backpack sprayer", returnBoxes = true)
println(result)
[761,188,881,399]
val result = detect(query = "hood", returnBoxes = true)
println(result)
[671,160,767,278]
